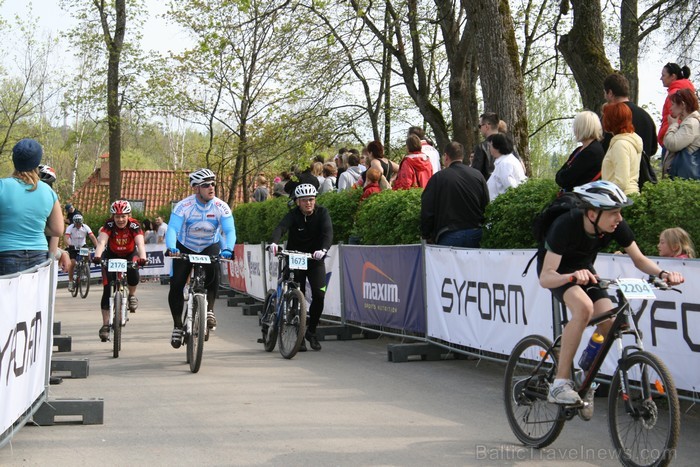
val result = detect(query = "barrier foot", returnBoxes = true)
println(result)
[51,358,90,378]
[227,295,256,307]
[316,325,371,341]
[241,304,263,316]
[216,288,237,298]
[53,335,72,353]
[387,343,450,363]
[32,398,104,426]
[53,321,61,335]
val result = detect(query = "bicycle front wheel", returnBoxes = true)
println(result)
[187,294,206,373]
[608,351,680,467]
[113,291,123,358]
[278,288,307,359]
[79,262,90,298]
[261,290,278,353]
[504,335,565,448]
[70,271,79,297]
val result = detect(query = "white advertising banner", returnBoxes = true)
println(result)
[425,246,700,393]
[0,264,53,434]
[57,243,172,282]
[243,244,266,301]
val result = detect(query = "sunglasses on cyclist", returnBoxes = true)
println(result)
[198,182,216,188]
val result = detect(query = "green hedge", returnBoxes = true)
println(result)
[232,179,700,256]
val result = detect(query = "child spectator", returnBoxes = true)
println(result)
[658,227,695,258]
[360,168,382,201]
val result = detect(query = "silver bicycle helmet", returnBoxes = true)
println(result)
[189,168,216,186]
[294,183,317,198]
[73,214,84,224]
[573,181,633,210]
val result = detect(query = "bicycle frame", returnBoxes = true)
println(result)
[108,262,130,328]
[182,257,210,333]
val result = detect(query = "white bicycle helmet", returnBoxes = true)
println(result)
[73,214,84,224]
[189,168,216,186]
[38,164,57,184]
[110,199,132,214]
[573,181,633,210]
[294,183,317,198]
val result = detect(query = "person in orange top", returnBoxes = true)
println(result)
[393,134,433,190]
[360,168,382,201]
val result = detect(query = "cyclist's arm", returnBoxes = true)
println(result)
[94,231,110,258]
[319,209,333,251]
[89,232,99,247]
[624,241,685,284]
[63,226,72,247]
[539,250,596,288]
[220,215,236,251]
[270,212,293,244]
[135,233,147,261]
[165,213,183,251]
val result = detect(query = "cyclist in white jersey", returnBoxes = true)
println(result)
[165,168,236,348]
[64,214,98,292]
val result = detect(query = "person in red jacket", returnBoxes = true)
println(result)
[393,134,433,190]
[360,168,382,201]
[658,63,696,146]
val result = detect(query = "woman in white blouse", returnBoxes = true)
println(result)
[486,133,527,201]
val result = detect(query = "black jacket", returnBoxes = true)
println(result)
[420,162,489,241]
[271,205,333,254]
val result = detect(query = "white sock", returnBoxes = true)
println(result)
[553,378,568,388]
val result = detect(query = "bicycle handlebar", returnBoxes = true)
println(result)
[170,253,221,263]
[596,276,682,293]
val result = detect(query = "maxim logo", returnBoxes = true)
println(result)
[362,262,399,303]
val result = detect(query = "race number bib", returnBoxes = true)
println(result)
[79,247,90,256]
[617,278,656,300]
[288,253,308,270]
[107,258,128,273]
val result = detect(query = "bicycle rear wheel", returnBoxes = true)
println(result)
[261,290,278,352]
[278,288,307,359]
[608,351,680,467]
[113,291,122,358]
[79,262,90,298]
[187,294,206,373]
[504,335,565,448]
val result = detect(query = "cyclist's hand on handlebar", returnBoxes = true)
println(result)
[268,243,278,256]
[92,256,102,265]
[220,249,233,260]
[568,269,597,285]
[136,257,148,267]
[167,248,180,257]
[312,249,327,260]
[662,271,684,286]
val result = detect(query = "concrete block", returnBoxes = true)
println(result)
[227,296,255,307]
[53,335,72,353]
[33,398,104,425]
[315,325,366,341]
[241,304,263,316]
[53,321,61,335]
[387,343,447,363]
[51,358,90,378]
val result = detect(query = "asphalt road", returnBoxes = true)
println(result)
[1,282,698,466]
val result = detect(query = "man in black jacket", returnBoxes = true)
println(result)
[421,142,489,247]
[269,183,333,351]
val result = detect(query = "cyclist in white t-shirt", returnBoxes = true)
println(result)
[64,214,98,292]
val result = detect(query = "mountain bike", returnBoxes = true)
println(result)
[72,247,92,299]
[504,276,681,467]
[101,258,139,358]
[174,253,220,373]
[259,249,310,359]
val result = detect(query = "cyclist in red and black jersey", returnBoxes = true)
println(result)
[92,200,147,342]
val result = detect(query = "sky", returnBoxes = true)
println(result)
[0,0,671,125]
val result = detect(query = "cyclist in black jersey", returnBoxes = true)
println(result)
[537,181,684,408]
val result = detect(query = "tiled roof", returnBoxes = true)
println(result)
[68,164,242,215]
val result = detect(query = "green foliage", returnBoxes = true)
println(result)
[233,196,290,244]
[354,189,423,245]
[481,179,559,249]
[81,207,111,234]
[623,179,700,256]
[317,189,363,244]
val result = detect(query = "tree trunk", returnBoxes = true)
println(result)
[466,0,530,172]
[557,0,614,114]
[620,0,639,103]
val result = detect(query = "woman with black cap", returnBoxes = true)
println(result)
[0,138,64,275]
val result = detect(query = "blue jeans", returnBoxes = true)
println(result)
[437,228,483,248]
[0,250,49,276]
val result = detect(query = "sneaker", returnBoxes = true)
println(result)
[299,339,307,352]
[171,327,184,349]
[99,325,110,342]
[578,384,597,421]
[548,380,582,405]
[128,295,138,313]
[68,282,75,292]
[207,311,217,330]
[306,331,322,351]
